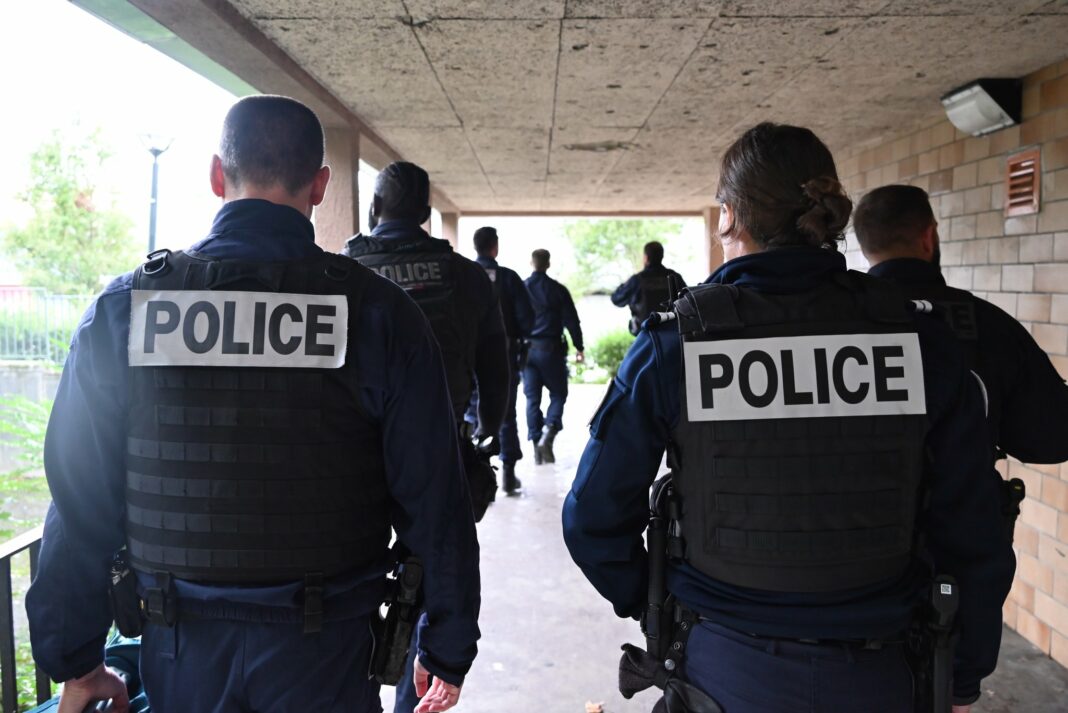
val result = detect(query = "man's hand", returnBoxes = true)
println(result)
[413,657,462,713]
[575,350,585,364]
[58,664,129,713]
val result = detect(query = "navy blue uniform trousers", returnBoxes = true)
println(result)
[682,622,913,713]
[523,345,569,441]
[141,615,380,713]
[466,366,524,465]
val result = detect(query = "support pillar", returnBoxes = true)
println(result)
[316,127,360,253]
[702,205,724,276]
[441,211,459,248]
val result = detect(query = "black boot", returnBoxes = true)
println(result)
[537,425,559,464]
[532,438,544,465]
[502,463,522,495]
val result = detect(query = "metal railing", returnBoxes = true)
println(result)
[0,525,48,712]
[0,289,94,364]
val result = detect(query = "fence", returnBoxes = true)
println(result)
[0,289,94,364]
[0,526,48,712]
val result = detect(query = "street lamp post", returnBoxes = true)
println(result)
[140,135,173,253]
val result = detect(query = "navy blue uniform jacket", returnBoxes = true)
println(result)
[27,200,481,686]
[526,271,584,351]
[475,256,534,341]
[562,248,1015,702]
[870,257,1068,464]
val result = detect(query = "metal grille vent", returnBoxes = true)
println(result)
[1005,149,1040,217]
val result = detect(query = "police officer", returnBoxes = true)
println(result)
[562,123,1015,713]
[610,241,687,335]
[342,163,507,713]
[27,96,479,713]
[524,249,584,465]
[469,226,535,494]
[854,184,1068,464]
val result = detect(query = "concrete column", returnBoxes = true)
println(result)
[316,128,360,253]
[702,205,724,276]
[441,211,459,248]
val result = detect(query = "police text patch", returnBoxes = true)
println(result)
[129,290,348,368]
[684,333,926,421]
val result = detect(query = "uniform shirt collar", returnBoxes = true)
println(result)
[867,257,947,287]
[707,247,847,293]
[190,199,319,260]
[369,219,430,242]
[476,256,498,268]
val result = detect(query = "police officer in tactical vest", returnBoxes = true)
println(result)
[27,96,479,713]
[563,123,1015,713]
[342,163,508,713]
[855,185,1068,471]
[525,249,584,464]
[611,241,687,335]
[469,226,535,494]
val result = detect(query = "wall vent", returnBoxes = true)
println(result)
[1005,149,1040,217]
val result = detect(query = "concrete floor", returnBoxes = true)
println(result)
[381,384,1068,713]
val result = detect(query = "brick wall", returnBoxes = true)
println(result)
[836,58,1068,666]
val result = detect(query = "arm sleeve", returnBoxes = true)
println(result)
[672,270,688,289]
[472,269,509,436]
[562,331,669,618]
[561,285,585,352]
[611,276,637,307]
[997,315,1068,463]
[380,296,481,685]
[26,289,130,682]
[512,274,536,338]
[919,323,1016,703]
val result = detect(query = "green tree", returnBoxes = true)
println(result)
[3,129,139,294]
[561,218,682,296]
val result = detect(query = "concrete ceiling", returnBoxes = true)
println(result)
[223,1,1068,212]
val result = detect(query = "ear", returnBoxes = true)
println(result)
[717,204,733,239]
[309,165,331,207]
[210,155,226,198]
[920,221,938,259]
[371,194,382,218]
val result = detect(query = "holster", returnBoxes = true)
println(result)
[460,436,498,522]
[372,551,424,685]
[107,551,144,638]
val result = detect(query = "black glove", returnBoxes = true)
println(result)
[474,433,501,457]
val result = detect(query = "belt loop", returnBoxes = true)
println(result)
[303,572,324,634]
[143,571,177,627]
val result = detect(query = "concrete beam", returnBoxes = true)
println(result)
[702,206,724,277]
[441,212,459,249]
[316,128,359,253]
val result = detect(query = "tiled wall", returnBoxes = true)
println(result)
[836,58,1068,667]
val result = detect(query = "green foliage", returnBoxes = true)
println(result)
[0,396,52,476]
[2,128,139,294]
[561,219,683,296]
[587,329,636,378]
[0,296,90,363]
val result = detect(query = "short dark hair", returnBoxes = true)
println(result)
[473,226,498,256]
[644,241,664,265]
[219,95,324,195]
[853,185,936,255]
[531,249,550,271]
[716,122,851,250]
[375,162,430,221]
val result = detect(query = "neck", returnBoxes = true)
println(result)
[866,251,929,267]
[225,186,311,218]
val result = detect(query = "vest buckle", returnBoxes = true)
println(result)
[143,249,173,276]
[303,572,324,634]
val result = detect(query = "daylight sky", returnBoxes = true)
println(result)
[0,0,704,289]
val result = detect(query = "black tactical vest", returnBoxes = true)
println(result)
[126,250,391,584]
[345,236,475,418]
[630,273,672,335]
[671,272,929,593]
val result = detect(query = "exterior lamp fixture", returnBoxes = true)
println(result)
[140,133,174,253]
[940,79,1022,137]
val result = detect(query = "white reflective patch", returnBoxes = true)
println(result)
[684,333,926,421]
[129,290,348,368]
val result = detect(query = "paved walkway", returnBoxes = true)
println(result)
[382,384,1068,713]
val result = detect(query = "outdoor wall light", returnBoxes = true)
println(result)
[940,79,1022,136]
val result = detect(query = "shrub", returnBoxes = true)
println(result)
[587,329,636,378]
